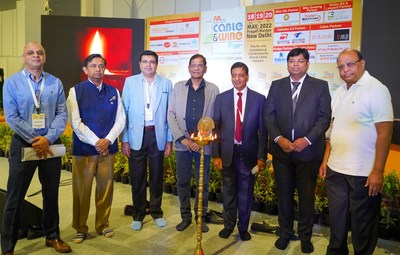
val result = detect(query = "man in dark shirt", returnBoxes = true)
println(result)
[167,54,219,232]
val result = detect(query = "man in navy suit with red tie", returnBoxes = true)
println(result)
[212,62,267,241]
[265,48,331,253]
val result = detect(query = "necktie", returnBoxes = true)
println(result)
[235,92,243,143]
[292,82,300,114]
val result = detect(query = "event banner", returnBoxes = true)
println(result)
[146,12,200,82]
[146,0,362,95]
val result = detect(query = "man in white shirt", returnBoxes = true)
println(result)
[67,54,125,243]
[319,49,393,255]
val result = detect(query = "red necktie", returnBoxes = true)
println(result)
[235,92,243,143]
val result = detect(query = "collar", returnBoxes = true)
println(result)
[185,78,206,89]
[88,78,103,90]
[234,86,248,96]
[24,68,44,83]
[140,73,158,84]
[290,74,307,85]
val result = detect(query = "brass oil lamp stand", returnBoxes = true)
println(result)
[191,117,216,255]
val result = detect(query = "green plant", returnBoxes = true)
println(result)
[60,133,73,168]
[253,179,267,203]
[254,160,277,205]
[314,194,328,214]
[209,158,222,193]
[314,176,328,213]
[382,171,400,213]
[380,205,396,230]
[0,123,14,156]
[114,148,128,175]
[164,150,177,185]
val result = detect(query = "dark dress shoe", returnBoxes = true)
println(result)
[218,228,233,239]
[27,225,45,239]
[239,231,251,241]
[201,222,209,233]
[275,237,290,250]
[45,238,72,253]
[250,221,279,233]
[301,240,314,253]
[176,219,192,231]
[209,210,224,224]
[1,252,14,255]
[124,201,151,216]
[18,228,28,239]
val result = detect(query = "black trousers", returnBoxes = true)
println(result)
[222,146,255,233]
[273,157,319,241]
[325,167,380,255]
[1,135,61,253]
[129,129,164,221]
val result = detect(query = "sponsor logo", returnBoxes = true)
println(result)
[213,16,222,22]
[280,33,288,39]
[164,42,171,48]
[294,32,302,38]
[302,14,321,22]
[334,29,350,41]
[284,14,290,21]
[312,34,333,40]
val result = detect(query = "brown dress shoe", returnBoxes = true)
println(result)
[1,252,14,255]
[45,238,72,253]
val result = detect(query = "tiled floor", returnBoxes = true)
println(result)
[0,157,399,255]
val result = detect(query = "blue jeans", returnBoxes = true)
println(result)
[175,151,210,220]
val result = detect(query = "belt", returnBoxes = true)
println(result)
[144,125,155,131]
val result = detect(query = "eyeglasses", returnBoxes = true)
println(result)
[337,59,361,70]
[88,64,105,69]
[288,59,307,64]
[141,60,156,65]
[189,64,206,69]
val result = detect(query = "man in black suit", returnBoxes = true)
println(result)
[212,62,267,241]
[265,48,331,253]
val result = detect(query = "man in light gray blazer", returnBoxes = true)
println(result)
[168,54,219,232]
[121,50,173,231]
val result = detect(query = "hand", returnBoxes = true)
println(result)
[95,139,110,155]
[32,136,53,159]
[164,142,172,157]
[293,137,309,152]
[122,142,131,158]
[214,157,223,170]
[277,137,295,153]
[365,170,384,196]
[257,159,266,172]
[181,138,201,152]
[319,163,327,179]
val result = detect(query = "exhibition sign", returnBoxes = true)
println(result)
[146,0,362,95]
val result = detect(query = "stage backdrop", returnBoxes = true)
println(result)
[41,16,144,94]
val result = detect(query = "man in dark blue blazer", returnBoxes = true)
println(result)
[265,48,331,253]
[212,62,267,241]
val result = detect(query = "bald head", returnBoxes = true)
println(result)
[336,48,365,88]
[22,41,46,73]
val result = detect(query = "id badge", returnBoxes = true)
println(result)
[145,107,153,121]
[32,113,45,129]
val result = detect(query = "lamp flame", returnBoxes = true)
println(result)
[89,30,114,75]
[89,31,103,55]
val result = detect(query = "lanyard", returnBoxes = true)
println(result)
[22,70,45,113]
[144,79,153,109]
